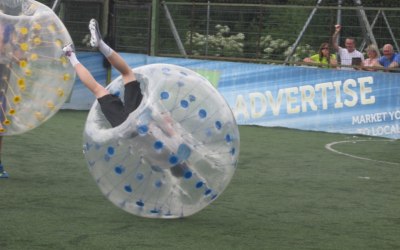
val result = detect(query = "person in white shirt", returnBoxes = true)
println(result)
[332,24,364,70]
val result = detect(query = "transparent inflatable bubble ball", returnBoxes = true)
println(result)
[0,0,75,135]
[83,63,240,218]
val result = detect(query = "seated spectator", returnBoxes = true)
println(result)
[303,43,337,68]
[362,44,380,71]
[378,44,400,70]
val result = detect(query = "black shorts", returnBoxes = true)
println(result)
[97,80,143,127]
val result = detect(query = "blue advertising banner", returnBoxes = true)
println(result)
[65,52,400,139]
[220,66,400,139]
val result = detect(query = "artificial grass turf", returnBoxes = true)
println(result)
[1,110,399,250]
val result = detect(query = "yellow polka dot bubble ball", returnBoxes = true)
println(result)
[0,0,75,135]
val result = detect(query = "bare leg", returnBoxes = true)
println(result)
[88,19,136,85]
[61,19,143,127]
[105,52,136,84]
[62,43,109,98]
[74,63,109,98]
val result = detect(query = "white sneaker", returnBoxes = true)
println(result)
[62,43,74,57]
[89,18,102,48]
[0,170,8,178]
[0,164,8,178]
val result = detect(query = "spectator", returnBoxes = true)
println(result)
[362,44,380,71]
[303,42,337,68]
[378,44,400,70]
[332,24,364,70]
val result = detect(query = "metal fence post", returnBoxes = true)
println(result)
[151,0,160,56]
[284,0,323,64]
[162,1,187,57]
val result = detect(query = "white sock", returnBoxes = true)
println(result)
[67,52,80,67]
[99,40,113,58]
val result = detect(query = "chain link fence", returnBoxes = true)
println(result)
[38,0,400,65]
[157,2,400,64]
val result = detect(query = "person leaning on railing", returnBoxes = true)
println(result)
[332,24,364,70]
[377,44,400,72]
[303,42,337,68]
[361,44,380,71]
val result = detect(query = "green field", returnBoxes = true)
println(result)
[1,111,399,250]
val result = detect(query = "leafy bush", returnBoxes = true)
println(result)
[260,35,314,62]
[284,43,315,62]
[186,25,245,57]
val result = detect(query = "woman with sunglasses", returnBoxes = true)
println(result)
[303,42,337,68]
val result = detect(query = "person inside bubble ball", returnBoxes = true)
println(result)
[63,19,142,128]
[0,2,30,178]
[64,19,189,177]
[0,19,14,179]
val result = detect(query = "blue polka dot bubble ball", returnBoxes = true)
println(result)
[83,64,240,218]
